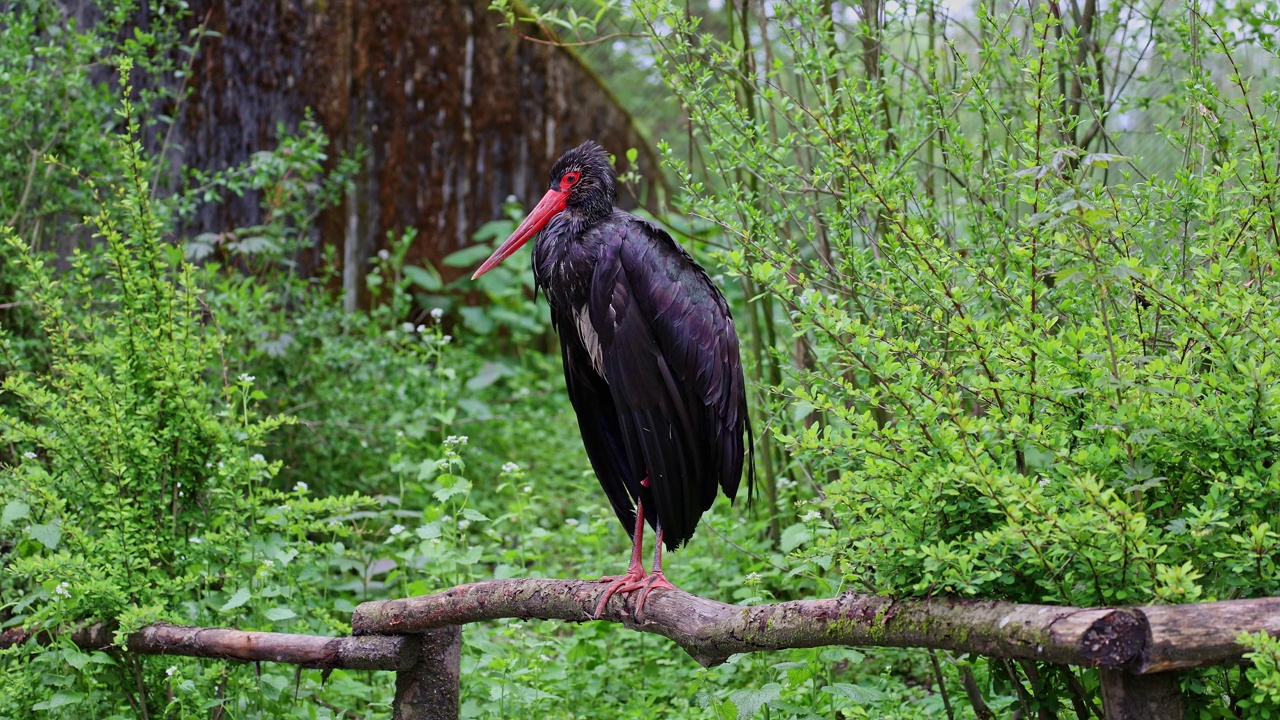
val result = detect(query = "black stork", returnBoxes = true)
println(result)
[472,140,753,618]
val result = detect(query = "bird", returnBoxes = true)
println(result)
[472,140,754,619]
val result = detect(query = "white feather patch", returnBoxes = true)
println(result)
[574,305,606,378]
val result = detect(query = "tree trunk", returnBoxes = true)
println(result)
[170,0,658,293]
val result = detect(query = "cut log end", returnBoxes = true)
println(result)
[1080,610,1147,668]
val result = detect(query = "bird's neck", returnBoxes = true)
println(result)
[533,209,615,312]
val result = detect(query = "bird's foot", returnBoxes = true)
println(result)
[628,571,677,622]
[592,567,647,619]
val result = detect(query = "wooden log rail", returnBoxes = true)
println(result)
[5,579,1280,720]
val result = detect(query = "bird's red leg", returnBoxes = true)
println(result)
[592,498,649,618]
[629,527,677,620]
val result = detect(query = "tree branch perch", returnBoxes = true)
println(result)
[352,578,1151,668]
[7,581,1278,677]
[1,622,418,671]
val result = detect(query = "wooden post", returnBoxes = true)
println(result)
[393,627,462,720]
[1100,670,1183,720]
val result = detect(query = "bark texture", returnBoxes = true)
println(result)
[173,0,659,286]
[351,578,1151,668]
[393,627,462,720]
[1,622,417,670]
[1100,670,1185,720]
[1136,597,1280,673]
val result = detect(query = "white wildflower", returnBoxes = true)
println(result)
[250,453,265,463]
[402,322,416,334]
[416,324,427,333]
[501,462,520,474]
[457,519,470,530]
[262,559,274,567]
[294,481,308,492]
[565,518,580,526]
[237,373,255,383]
[441,334,452,344]
[378,249,391,260]
[1038,477,1050,487]
[54,582,71,598]
[430,307,444,321]
[745,572,761,583]
[522,485,532,493]
[802,510,822,522]
[442,515,452,524]
[444,435,468,447]
[389,524,406,536]
[23,451,37,459]
[166,666,177,677]
[188,537,202,544]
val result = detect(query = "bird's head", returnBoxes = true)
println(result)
[473,140,616,279]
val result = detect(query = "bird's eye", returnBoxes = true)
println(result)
[561,172,581,188]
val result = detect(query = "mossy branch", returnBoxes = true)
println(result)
[352,579,1155,669]
[8,581,1276,675]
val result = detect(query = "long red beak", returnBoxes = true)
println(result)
[472,188,568,279]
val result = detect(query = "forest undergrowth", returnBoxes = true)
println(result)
[4,0,1280,717]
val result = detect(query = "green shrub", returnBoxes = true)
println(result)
[576,0,1280,715]
[0,62,376,718]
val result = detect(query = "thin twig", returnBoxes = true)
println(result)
[515,31,646,47]
[929,649,956,720]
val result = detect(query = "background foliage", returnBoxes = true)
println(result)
[3,0,1280,718]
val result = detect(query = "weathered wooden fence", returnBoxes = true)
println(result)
[6,579,1279,719]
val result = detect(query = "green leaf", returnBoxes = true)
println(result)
[443,244,495,268]
[32,692,84,711]
[63,648,92,670]
[780,523,811,553]
[417,458,442,481]
[459,306,495,334]
[404,264,442,291]
[29,523,60,549]
[433,478,471,502]
[472,220,514,243]
[824,682,886,704]
[232,236,280,255]
[466,362,505,391]
[626,147,639,164]
[264,607,297,622]
[1081,152,1128,168]
[220,588,251,612]
[819,647,865,664]
[1,501,29,527]
[729,683,781,718]
[261,673,290,694]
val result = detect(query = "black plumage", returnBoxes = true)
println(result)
[473,140,753,608]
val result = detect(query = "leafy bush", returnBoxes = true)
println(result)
[603,0,1280,715]
[15,0,1280,716]
[0,62,378,718]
